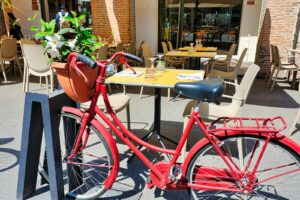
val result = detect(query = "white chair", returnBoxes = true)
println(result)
[19,39,36,91]
[22,44,54,93]
[181,64,260,161]
[81,94,131,130]
[0,37,22,83]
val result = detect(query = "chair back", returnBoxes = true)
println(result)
[1,37,17,59]
[97,44,108,60]
[270,44,275,65]
[137,41,145,57]
[234,64,260,102]
[22,44,51,74]
[141,42,153,67]
[161,41,169,54]
[167,41,173,51]
[232,48,247,77]
[20,38,36,45]
[126,42,136,55]
[115,42,124,52]
[273,45,281,67]
[226,42,237,62]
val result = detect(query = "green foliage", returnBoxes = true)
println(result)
[32,13,102,62]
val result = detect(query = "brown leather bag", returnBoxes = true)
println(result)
[51,61,99,103]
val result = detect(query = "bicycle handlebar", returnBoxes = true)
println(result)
[76,54,97,68]
[124,53,143,64]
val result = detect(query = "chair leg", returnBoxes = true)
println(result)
[270,68,280,92]
[15,59,23,78]
[237,138,244,170]
[139,86,144,99]
[26,74,30,92]
[22,64,27,92]
[126,103,131,131]
[50,74,54,93]
[123,85,126,94]
[1,60,7,83]
[289,108,300,136]
[45,75,49,94]
[267,67,276,87]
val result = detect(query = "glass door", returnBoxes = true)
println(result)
[159,0,243,51]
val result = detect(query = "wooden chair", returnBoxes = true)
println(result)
[97,44,108,60]
[269,45,299,91]
[161,41,185,69]
[208,42,237,73]
[139,42,153,98]
[181,64,260,161]
[0,37,22,82]
[208,48,247,86]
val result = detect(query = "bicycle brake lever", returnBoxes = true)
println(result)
[120,56,136,74]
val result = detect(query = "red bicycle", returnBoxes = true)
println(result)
[55,52,300,199]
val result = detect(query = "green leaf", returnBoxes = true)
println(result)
[48,57,54,65]
[35,32,47,39]
[57,28,73,35]
[31,26,39,32]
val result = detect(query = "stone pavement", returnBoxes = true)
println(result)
[0,75,299,200]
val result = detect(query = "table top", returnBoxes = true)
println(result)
[106,67,205,88]
[165,50,216,58]
[178,46,217,52]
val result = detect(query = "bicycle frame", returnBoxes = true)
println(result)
[62,52,300,192]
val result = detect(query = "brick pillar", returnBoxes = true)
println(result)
[256,0,300,77]
[91,0,134,43]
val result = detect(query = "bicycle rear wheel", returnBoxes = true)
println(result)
[187,135,300,200]
[61,113,114,199]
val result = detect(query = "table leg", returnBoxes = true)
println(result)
[127,88,176,163]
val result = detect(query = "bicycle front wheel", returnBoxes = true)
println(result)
[61,113,115,200]
[187,135,300,200]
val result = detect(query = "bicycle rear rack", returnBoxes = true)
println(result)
[207,116,287,134]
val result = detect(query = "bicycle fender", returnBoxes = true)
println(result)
[181,132,300,177]
[62,106,120,189]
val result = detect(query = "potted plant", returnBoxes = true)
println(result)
[31,13,103,102]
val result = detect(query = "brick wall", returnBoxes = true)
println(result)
[91,0,135,43]
[256,0,300,77]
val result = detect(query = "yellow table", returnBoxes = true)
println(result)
[165,50,216,58]
[106,67,205,154]
[178,46,217,52]
[106,67,205,88]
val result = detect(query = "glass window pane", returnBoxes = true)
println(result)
[159,0,243,52]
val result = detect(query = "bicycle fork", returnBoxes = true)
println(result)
[66,112,93,160]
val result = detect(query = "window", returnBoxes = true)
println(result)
[159,0,243,52]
